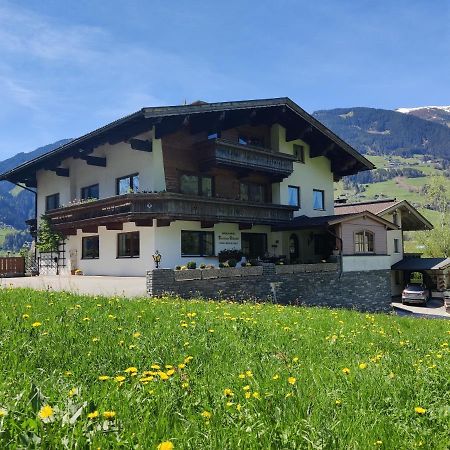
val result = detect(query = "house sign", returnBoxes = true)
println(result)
[216,231,241,252]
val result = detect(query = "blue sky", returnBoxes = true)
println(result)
[0,0,449,158]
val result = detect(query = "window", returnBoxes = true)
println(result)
[181,231,214,256]
[180,174,213,197]
[288,186,300,207]
[394,238,400,253]
[82,236,99,259]
[293,144,305,163]
[116,174,139,195]
[81,184,99,200]
[45,193,60,212]
[208,132,219,139]
[354,230,375,253]
[117,232,140,258]
[239,182,266,202]
[241,233,267,259]
[313,189,325,210]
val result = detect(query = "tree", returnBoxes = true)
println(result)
[417,176,450,257]
[36,216,63,252]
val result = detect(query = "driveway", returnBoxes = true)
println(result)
[0,275,147,297]
[392,297,450,319]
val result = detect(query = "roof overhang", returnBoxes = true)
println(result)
[378,200,433,231]
[392,257,450,271]
[0,97,374,186]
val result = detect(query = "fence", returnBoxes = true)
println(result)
[0,257,25,277]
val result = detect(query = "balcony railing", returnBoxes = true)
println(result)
[45,193,297,231]
[197,139,296,179]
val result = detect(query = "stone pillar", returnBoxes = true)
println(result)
[147,269,175,296]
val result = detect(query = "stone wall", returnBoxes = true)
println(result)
[146,264,392,312]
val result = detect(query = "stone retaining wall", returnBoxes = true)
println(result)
[147,264,391,312]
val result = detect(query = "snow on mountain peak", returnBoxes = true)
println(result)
[396,106,450,114]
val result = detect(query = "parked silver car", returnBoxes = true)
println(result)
[401,284,430,306]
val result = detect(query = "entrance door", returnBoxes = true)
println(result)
[241,233,267,259]
[289,234,299,263]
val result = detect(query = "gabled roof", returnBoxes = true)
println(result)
[0,97,374,187]
[334,198,433,231]
[392,257,450,271]
[274,211,398,231]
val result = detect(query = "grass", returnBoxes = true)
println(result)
[0,289,449,448]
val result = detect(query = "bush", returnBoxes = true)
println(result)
[186,261,197,270]
[249,259,261,266]
[175,265,181,271]
[218,262,225,268]
[199,263,206,269]
[218,249,243,263]
[227,259,237,268]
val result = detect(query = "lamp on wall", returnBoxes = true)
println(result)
[152,250,162,269]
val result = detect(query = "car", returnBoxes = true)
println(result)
[401,284,430,306]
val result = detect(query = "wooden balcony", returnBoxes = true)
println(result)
[197,139,296,179]
[46,193,297,232]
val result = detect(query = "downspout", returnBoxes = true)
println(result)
[327,226,343,280]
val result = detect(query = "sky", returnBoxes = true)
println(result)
[0,0,449,159]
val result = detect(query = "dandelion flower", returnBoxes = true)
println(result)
[38,405,53,420]
[414,407,426,414]
[358,363,367,370]
[335,400,342,406]
[103,411,116,420]
[223,388,233,397]
[133,332,141,338]
[151,364,161,370]
[22,314,29,319]
[201,410,212,419]
[244,392,251,399]
[68,388,77,397]
[272,374,280,380]
[342,367,350,375]
[114,375,126,382]
[288,377,297,385]
[98,375,110,381]
[252,391,260,399]
[178,363,186,369]
[157,442,174,450]
[158,371,169,380]
[124,367,138,374]
[245,370,253,378]
[87,410,99,419]
[32,322,42,328]
[243,385,250,391]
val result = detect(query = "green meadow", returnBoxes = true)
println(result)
[0,288,449,449]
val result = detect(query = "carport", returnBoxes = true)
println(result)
[392,257,450,296]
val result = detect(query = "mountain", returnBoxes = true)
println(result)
[312,107,450,159]
[396,106,450,128]
[0,139,70,251]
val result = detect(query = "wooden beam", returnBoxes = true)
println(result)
[154,116,186,139]
[81,155,107,167]
[82,225,98,233]
[134,219,153,227]
[286,125,313,142]
[156,219,172,227]
[61,229,77,236]
[310,142,336,158]
[201,221,215,228]
[54,168,70,177]
[129,138,152,152]
[105,223,123,230]
[239,223,252,230]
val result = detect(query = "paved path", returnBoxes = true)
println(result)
[0,275,147,297]
[392,298,450,319]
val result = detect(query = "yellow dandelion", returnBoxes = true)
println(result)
[288,377,297,385]
[38,405,53,419]
[32,322,42,328]
[201,410,212,419]
[83,317,90,321]
[133,332,141,338]
[243,385,250,391]
[178,363,186,369]
[342,367,350,375]
[223,388,234,397]
[157,442,174,450]
[92,337,100,342]
[252,391,260,399]
[68,387,77,398]
[64,371,73,377]
[114,375,126,382]
[414,407,426,414]
[124,367,138,374]
[103,411,116,420]
[181,382,189,389]
[245,370,253,378]
[151,364,161,370]
[272,374,280,380]
[166,369,175,376]
[244,392,251,399]
[98,375,110,381]
[158,371,169,381]
[374,441,383,446]
[292,357,299,363]
[335,399,342,406]
[238,373,246,379]
[358,363,367,370]
[22,314,29,319]
[87,410,99,419]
